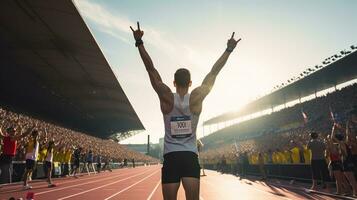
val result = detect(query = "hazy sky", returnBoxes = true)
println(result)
[74,0,357,144]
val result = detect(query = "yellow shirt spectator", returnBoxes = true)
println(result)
[290,147,300,164]
[303,146,311,164]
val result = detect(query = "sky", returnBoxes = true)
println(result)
[73,0,357,144]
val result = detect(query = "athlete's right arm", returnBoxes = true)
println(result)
[130,22,173,113]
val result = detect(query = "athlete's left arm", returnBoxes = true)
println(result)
[190,33,241,114]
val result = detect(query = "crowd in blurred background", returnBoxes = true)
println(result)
[0,106,156,166]
[200,83,357,165]
[199,83,357,195]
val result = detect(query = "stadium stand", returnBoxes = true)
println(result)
[199,46,357,194]
[0,0,158,185]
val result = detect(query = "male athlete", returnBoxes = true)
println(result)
[130,22,241,200]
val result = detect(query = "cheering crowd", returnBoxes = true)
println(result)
[0,106,157,189]
[200,83,357,196]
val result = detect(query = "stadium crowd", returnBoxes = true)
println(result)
[0,106,157,188]
[200,83,357,196]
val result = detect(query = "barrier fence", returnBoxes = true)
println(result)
[204,163,357,182]
[205,163,311,181]
[0,161,158,184]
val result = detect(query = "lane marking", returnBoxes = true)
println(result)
[1,167,131,190]
[37,168,151,195]
[201,177,291,200]
[104,170,160,200]
[58,169,157,200]
[146,179,161,200]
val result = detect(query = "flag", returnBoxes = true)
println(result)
[301,110,308,124]
[329,106,335,122]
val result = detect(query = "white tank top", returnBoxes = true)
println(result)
[25,141,39,161]
[163,93,199,155]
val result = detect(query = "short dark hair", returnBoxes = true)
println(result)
[310,132,318,139]
[174,68,191,87]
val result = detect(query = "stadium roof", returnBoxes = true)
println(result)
[204,50,357,126]
[0,0,144,138]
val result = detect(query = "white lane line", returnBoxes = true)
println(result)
[104,170,160,200]
[37,168,148,195]
[58,169,156,200]
[202,178,291,200]
[146,179,161,200]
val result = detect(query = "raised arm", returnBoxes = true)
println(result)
[190,32,241,114]
[0,119,6,137]
[130,22,173,113]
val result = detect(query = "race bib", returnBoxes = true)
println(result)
[170,116,192,138]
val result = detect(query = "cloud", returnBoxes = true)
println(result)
[74,0,212,70]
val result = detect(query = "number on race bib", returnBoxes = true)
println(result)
[170,116,192,138]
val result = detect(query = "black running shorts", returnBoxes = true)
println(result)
[162,151,200,184]
[25,159,36,170]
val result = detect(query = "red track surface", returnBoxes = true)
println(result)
[0,165,349,200]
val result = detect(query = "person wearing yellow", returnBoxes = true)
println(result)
[64,146,73,176]
[283,150,292,164]
[290,146,301,164]
[303,145,311,164]
[44,140,56,187]
[22,130,39,190]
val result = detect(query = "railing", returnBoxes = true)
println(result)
[0,161,159,184]
[204,163,313,182]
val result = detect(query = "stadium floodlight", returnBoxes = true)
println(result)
[351,45,356,50]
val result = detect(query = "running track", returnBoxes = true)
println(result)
[0,165,351,200]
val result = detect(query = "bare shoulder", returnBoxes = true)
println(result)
[159,86,174,114]
[189,86,209,115]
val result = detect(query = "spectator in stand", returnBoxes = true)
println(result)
[102,156,112,172]
[71,147,82,178]
[0,123,33,185]
[307,131,331,191]
[96,151,102,173]
[85,149,96,175]
[44,140,57,187]
[63,145,72,176]
[346,107,357,179]
[334,121,357,197]
[258,152,266,180]
[23,130,40,190]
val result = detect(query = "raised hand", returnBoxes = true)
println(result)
[130,22,144,41]
[226,32,241,52]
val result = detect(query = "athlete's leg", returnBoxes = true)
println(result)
[182,177,200,200]
[162,182,180,200]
